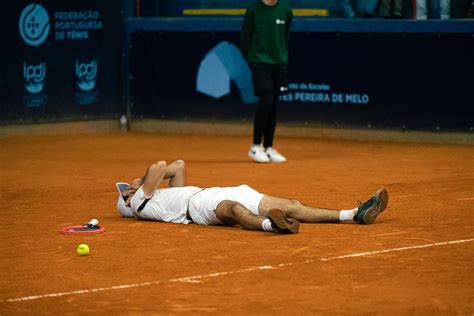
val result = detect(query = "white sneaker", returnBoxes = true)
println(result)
[248,144,270,163]
[265,147,287,163]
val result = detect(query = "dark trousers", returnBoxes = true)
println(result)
[253,90,280,148]
[251,67,287,148]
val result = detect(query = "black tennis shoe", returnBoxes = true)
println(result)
[354,189,389,224]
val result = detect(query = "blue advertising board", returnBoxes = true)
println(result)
[2,1,123,123]
[130,29,473,131]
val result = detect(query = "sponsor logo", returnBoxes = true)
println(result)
[75,60,99,105]
[280,82,370,104]
[23,62,46,94]
[19,3,50,46]
[76,60,97,92]
[54,10,104,41]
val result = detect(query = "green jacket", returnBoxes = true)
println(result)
[240,0,293,68]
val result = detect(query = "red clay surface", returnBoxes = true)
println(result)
[1,133,473,314]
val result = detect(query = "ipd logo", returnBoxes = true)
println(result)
[23,62,46,94]
[19,4,50,46]
[76,60,98,92]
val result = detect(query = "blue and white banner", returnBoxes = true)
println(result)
[3,1,123,122]
[130,31,473,131]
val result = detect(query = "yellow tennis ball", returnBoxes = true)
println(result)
[76,243,90,256]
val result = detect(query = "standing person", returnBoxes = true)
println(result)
[240,0,292,163]
[116,160,390,234]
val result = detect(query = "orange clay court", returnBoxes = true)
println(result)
[0,132,473,314]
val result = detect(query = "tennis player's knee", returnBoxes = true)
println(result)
[285,199,302,217]
[215,200,240,225]
[229,202,246,218]
[291,199,303,209]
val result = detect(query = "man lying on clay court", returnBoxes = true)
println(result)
[116,160,389,234]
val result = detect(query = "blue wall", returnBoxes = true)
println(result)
[2,0,124,123]
[127,18,474,131]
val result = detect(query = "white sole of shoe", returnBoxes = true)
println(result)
[248,151,270,163]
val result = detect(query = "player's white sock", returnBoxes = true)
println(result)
[262,219,274,232]
[339,208,358,222]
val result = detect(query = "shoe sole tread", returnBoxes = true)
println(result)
[362,188,389,224]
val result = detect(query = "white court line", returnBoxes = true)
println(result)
[320,238,474,261]
[1,238,473,303]
[456,197,474,201]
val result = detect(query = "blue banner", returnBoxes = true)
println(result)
[130,30,473,131]
[2,1,123,123]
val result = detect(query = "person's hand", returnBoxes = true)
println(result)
[130,178,143,190]
[122,187,137,206]
[124,194,133,206]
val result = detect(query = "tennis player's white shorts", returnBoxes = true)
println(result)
[188,184,264,225]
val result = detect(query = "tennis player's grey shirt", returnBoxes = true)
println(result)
[130,186,202,224]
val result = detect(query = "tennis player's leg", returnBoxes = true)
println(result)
[258,189,389,225]
[215,200,265,230]
[215,200,299,233]
[258,195,342,223]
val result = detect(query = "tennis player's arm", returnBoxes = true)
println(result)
[141,161,167,196]
[240,8,254,60]
[164,160,186,187]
